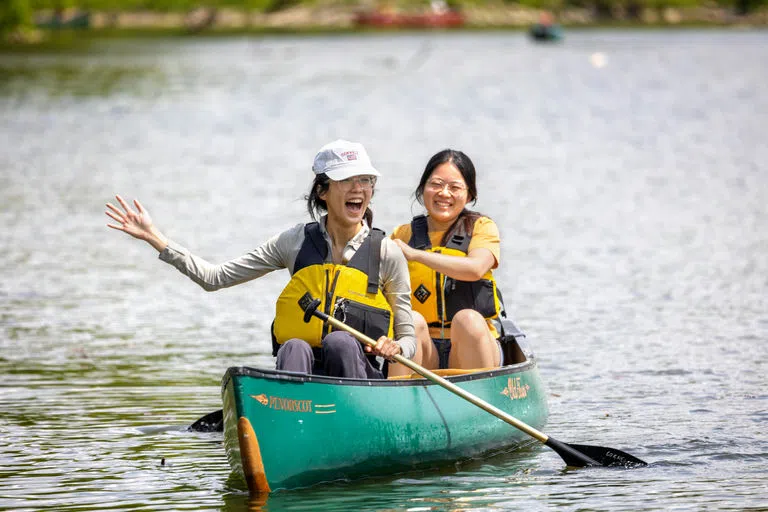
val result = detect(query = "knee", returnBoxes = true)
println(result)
[451,309,486,331]
[322,331,359,357]
[280,338,312,353]
[412,311,430,338]
[275,338,313,373]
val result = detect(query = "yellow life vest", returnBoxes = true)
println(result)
[407,213,504,331]
[272,223,394,351]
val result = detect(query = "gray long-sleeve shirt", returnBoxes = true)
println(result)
[158,217,416,359]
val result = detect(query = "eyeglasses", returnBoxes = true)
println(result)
[425,179,467,195]
[337,175,377,190]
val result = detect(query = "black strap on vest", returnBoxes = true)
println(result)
[408,214,472,253]
[445,232,470,253]
[409,215,431,250]
[366,228,384,294]
[293,222,328,273]
[294,222,383,294]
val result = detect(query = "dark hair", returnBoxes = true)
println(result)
[414,149,482,245]
[306,173,374,226]
[414,149,478,206]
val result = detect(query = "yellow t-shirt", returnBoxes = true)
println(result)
[391,215,501,339]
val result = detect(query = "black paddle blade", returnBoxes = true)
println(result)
[545,437,646,468]
[188,409,223,432]
[568,443,647,468]
[545,437,601,467]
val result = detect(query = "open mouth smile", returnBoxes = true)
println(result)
[345,198,364,214]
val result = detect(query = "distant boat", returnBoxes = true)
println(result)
[355,8,465,29]
[529,11,562,42]
[529,23,563,42]
[36,10,90,29]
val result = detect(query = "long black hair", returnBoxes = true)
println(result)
[306,173,374,226]
[413,149,482,243]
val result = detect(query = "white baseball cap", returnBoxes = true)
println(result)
[312,139,381,181]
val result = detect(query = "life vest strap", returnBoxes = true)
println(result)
[408,213,473,253]
[367,228,384,294]
[305,222,327,257]
[409,215,430,249]
[292,222,328,274]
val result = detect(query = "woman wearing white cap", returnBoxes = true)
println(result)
[106,140,415,379]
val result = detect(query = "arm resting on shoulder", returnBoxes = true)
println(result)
[396,239,497,282]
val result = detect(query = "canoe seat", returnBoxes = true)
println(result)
[387,368,495,380]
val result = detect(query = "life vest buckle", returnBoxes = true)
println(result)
[333,297,348,323]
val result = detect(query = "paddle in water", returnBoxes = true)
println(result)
[189,408,223,433]
[299,296,647,469]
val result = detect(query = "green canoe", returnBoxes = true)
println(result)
[221,332,548,493]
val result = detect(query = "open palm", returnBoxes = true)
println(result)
[105,195,155,241]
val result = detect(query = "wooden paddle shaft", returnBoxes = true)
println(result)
[321,314,550,444]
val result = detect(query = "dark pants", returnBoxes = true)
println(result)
[275,331,384,379]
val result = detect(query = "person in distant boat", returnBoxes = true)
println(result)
[387,149,505,375]
[105,139,416,379]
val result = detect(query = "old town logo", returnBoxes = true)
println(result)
[251,394,269,406]
[500,377,529,401]
[250,394,336,414]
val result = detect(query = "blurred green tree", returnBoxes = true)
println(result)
[1,0,32,34]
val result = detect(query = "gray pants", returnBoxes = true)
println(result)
[276,331,384,379]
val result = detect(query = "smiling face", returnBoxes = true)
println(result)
[319,176,374,231]
[422,162,469,227]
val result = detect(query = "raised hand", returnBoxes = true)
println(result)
[105,195,167,251]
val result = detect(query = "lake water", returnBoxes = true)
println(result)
[1,29,766,511]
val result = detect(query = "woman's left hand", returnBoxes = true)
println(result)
[366,336,402,360]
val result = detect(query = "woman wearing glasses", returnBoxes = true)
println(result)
[388,149,505,375]
[105,139,415,379]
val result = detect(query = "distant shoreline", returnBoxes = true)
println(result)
[3,4,767,46]
[29,5,768,31]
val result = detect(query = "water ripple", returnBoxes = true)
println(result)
[2,29,767,511]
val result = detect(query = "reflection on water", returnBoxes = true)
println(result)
[222,444,551,512]
[0,63,166,97]
[1,30,767,510]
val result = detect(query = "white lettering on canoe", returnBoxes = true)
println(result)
[501,377,530,401]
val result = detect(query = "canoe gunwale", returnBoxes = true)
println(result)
[221,357,538,392]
